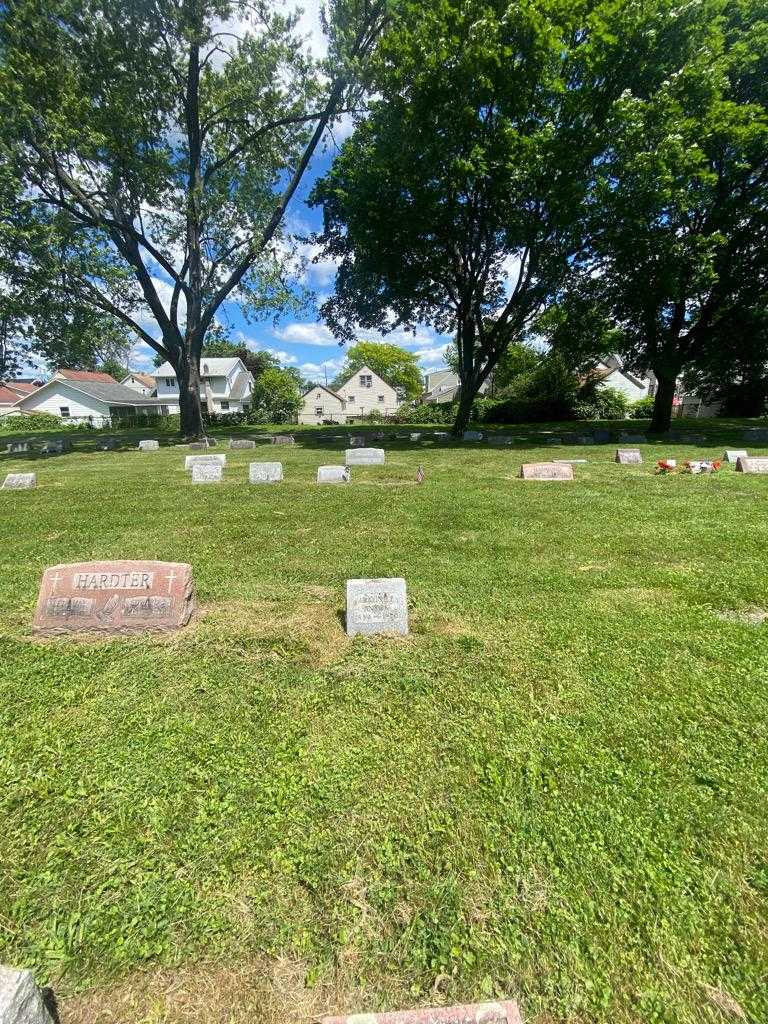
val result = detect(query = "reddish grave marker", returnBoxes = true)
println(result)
[519,462,574,481]
[322,999,522,1024]
[32,560,196,636]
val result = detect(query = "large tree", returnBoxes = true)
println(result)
[0,0,390,436]
[310,0,710,435]
[581,0,768,433]
[332,340,422,399]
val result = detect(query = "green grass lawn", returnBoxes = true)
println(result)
[1,423,767,1024]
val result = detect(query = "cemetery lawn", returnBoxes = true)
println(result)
[1,423,768,1024]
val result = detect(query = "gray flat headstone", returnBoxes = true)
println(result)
[191,463,223,484]
[6,441,29,454]
[230,439,256,449]
[519,462,574,480]
[41,438,70,455]
[2,473,36,490]
[410,432,423,441]
[593,429,611,443]
[345,447,385,465]
[616,448,642,465]
[0,965,54,1024]
[346,577,409,637]
[349,435,367,447]
[138,439,160,451]
[724,449,748,463]
[463,430,483,441]
[736,456,768,474]
[272,434,295,445]
[317,465,350,484]
[97,438,116,451]
[188,440,209,450]
[249,461,283,483]
[185,454,226,470]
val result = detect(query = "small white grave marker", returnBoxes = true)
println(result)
[2,472,36,490]
[249,462,283,483]
[345,447,385,465]
[138,439,160,451]
[346,578,409,636]
[616,449,642,465]
[724,449,748,464]
[317,466,350,484]
[519,462,573,480]
[736,456,768,474]
[185,454,226,470]
[192,463,223,484]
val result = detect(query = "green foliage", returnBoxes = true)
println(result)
[574,386,630,421]
[250,367,301,423]
[333,341,423,399]
[629,397,656,420]
[392,402,452,425]
[493,343,544,394]
[0,412,64,433]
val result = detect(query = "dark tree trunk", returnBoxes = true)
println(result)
[452,382,478,437]
[172,347,204,439]
[649,368,678,434]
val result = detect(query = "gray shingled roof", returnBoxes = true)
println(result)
[62,380,164,406]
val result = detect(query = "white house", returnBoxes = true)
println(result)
[152,357,254,414]
[298,365,400,425]
[120,371,157,397]
[7,369,165,426]
[591,356,649,401]
[423,369,491,404]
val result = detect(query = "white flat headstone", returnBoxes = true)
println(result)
[138,440,160,451]
[410,432,422,441]
[736,456,768,474]
[724,449,748,464]
[345,447,385,465]
[6,441,30,454]
[553,459,587,464]
[192,463,223,484]
[616,449,642,465]
[185,454,226,470]
[230,439,256,449]
[463,430,483,441]
[519,462,573,480]
[346,578,408,636]
[0,965,54,1024]
[249,462,283,483]
[318,466,350,484]
[2,473,36,490]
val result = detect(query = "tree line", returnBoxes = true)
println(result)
[1,0,765,436]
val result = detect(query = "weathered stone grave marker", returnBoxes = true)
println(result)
[345,447,385,465]
[322,998,522,1024]
[0,965,55,1024]
[6,441,29,454]
[272,434,295,445]
[138,439,160,451]
[346,578,409,637]
[744,427,768,443]
[32,560,196,635]
[519,462,574,480]
[2,473,36,489]
[192,463,222,484]
[616,449,642,465]
[463,430,483,441]
[410,432,422,441]
[318,466,350,483]
[97,438,116,451]
[736,456,768,474]
[619,432,647,443]
[185,453,226,470]
[724,449,748,464]
[188,440,209,450]
[230,438,256,449]
[41,438,71,455]
[249,462,283,483]
[350,435,367,447]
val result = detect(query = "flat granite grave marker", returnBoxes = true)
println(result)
[616,448,642,465]
[2,473,36,489]
[736,456,768,474]
[0,965,55,1024]
[488,435,513,446]
[6,441,29,454]
[519,462,573,480]
[230,438,256,449]
[318,465,350,483]
[463,430,483,441]
[138,439,160,451]
[346,578,408,636]
[725,449,748,463]
[323,999,521,1024]
[185,453,226,470]
[350,435,367,447]
[593,429,611,443]
[192,463,222,484]
[345,447,385,465]
[97,438,116,451]
[41,438,71,455]
[188,440,210,450]
[272,434,295,445]
[32,560,196,635]
[249,462,283,483]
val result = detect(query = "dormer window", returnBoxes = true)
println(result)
[165,378,174,387]
[359,374,372,387]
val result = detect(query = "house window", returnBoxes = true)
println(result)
[359,374,372,387]
[315,406,323,415]
[220,400,230,411]
[165,377,174,387]
[60,406,70,418]
[347,395,355,403]
[378,395,385,403]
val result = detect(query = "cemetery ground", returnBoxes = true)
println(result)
[1,422,767,1024]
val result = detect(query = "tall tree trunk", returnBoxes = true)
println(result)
[173,346,204,438]
[452,382,479,436]
[649,368,678,434]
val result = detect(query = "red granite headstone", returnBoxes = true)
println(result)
[322,1000,521,1024]
[32,560,196,635]
[519,462,574,480]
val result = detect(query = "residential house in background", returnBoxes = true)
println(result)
[120,371,157,397]
[6,369,165,425]
[590,356,649,401]
[152,357,254,414]
[0,379,42,414]
[298,365,400,424]
[422,369,491,404]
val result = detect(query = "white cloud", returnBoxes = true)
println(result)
[412,345,450,367]
[274,322,339,346]
[299,357,343,380]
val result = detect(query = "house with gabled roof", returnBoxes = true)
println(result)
[121,371,157,396]
[152,357,254,414]
[6,369,166,425]
[298,365,400,424]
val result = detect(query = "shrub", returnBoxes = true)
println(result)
[629,396,655,419]
[574,386,629,420]
[0,412,66,433]
[392,402,453,424]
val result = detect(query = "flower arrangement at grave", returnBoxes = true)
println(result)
[655,460,678,475]
[681,460,722,474]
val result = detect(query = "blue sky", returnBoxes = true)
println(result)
[125,2,452,384]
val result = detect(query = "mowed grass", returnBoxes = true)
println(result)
[1,424,767,1024]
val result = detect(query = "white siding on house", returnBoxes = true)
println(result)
[153,359,253,413]
[336,365,399,417]
[298,386,347,425]
[121,375,155,396]
[598,368,648,402]
[15,380,113,425]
